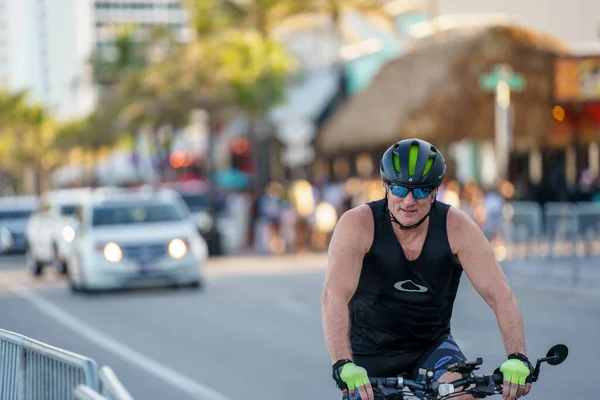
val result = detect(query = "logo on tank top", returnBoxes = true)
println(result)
[394,280,428,293]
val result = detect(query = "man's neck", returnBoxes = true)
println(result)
[391,214,430,240]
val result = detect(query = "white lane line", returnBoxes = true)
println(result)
[11,284,233,400]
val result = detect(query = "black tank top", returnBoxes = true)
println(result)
[349,199,462,355]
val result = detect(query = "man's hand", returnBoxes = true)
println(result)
[333,362,374,400]
[499,358,532,400]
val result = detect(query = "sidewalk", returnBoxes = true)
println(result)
[205,251,328,277]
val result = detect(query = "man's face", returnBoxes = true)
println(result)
[386,184,436,226]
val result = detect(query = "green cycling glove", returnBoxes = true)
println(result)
[499,359,531,385]
[340,363,370,390]
[332,360,369,390]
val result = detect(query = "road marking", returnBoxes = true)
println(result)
[11,284,233,400]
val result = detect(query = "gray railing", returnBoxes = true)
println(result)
[74,386,109,400]
[0,328,98,400]
[73,366,135,400]
[491,201,600,289]
[98,366,135,400]
[0,328,133,400]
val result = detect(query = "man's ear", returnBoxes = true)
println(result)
[431,188,438,203]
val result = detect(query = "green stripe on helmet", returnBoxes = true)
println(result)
[423,157,434,175]
[393,154,400,173]
[408,144,419,176]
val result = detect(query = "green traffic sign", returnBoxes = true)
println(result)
[479,65,526,92]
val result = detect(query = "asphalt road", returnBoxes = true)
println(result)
[0,254,597,400]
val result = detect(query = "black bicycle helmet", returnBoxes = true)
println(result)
[380,138,446,187]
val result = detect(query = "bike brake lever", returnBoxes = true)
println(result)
[469,379,500,399]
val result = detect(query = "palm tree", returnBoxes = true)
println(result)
[186,0,394,39]
[0,90,62,194]
[113,29,297,185]
[53,110,122,187]
[88,23,184,184]
[182,0,395,185]
[0,90,27,192]
[185,0,314,38]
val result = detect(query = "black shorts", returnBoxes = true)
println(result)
[345,334,466,400]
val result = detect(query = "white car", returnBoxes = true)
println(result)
[66,188,208,292]
[25,188,95,276]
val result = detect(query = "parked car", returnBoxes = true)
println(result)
[25,187,116,276]
[0,196,39,254]
[66,188,207,292]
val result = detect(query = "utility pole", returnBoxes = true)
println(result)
[479,64,526,181]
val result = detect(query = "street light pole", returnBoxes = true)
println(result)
[480,64,526,181]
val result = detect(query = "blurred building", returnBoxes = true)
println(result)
[0,0,189,121]
[436,0,600,45]
[0,0,59,104]
[265,7,427,182]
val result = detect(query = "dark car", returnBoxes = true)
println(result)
[160,181,224,256]
[178,191,224,256]
[0,196,38,254]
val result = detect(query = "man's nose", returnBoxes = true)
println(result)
[402,191,417,205]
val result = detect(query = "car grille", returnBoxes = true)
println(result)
[121,243,169,261]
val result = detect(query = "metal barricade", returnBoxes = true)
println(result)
[501,201,543,260]
[0,328,98,400]
[0,329,25,400]
[74,386,109,400]
[544,202,578,259]
[495,201,600,289]
[574,202,600,257]
[99,366,135,400]
[1,329,133,400]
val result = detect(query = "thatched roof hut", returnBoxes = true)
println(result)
[317,23,571,155]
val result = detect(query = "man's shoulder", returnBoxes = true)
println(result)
[446,205,470,231]
[331,204,376,252]
[340,203,375,227]
[446,205,483,252]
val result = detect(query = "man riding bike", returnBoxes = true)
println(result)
[321,139,533,400]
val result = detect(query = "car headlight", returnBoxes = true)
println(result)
[62,226,76,243]
[168,238,187,259]
[103,242,123,263]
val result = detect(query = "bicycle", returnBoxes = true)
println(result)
[363,344,568,399]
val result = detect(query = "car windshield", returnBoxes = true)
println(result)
[0,210,32,220]
[60,205,79,216]
[92,203,184,226]
[180,193,209,212]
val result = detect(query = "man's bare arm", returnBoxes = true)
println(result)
[321,205,373,363]
[448,208,526,355]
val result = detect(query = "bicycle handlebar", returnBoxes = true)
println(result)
[365,343,568,398]
[369,374,503,392]
[368,373,505,398]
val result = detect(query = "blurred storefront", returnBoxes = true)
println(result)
[316,21,571,190]
[551,55,600,187]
